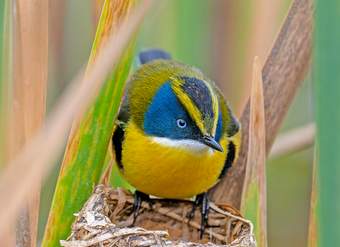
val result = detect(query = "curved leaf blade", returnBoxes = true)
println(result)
[42,1,136,246]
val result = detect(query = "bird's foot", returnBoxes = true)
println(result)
[132,190,152,225]
[187,192,210,238]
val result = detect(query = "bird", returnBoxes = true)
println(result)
[112,49,241,236]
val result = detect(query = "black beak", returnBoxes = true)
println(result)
[202,135,223,152]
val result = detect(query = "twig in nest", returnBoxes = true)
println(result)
[61,185,256,247]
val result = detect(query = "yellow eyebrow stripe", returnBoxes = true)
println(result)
[171,77,206,135]
[171,76,219,136]
[204,80,219,135]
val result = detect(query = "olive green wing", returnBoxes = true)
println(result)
[215,90,241,179]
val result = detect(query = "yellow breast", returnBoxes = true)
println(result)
[120,122,228,199]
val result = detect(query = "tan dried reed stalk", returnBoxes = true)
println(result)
[240,57,267,247]
[8,0,48,246]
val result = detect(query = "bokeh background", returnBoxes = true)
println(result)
[41,1,313,246]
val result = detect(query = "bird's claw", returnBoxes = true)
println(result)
[199,193,210,238]
[187,192,210,238]
[132,191,151,225]
[187,201,198,222]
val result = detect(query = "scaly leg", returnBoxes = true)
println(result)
[132,190,150,224]
[187,192,210,238]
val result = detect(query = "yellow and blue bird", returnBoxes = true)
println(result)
[112,49,241,234]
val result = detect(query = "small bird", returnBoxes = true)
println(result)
[112,49,241,235]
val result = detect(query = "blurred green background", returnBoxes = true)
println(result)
[41,1,313,246]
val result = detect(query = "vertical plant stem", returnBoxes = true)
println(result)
[314,0,340,244]
[240,57,267,247]
[11,1,48,246]
[42,1,137,246]
[307,147,318,247]
[1,0,16,245]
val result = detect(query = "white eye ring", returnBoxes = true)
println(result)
[176,119,187,128]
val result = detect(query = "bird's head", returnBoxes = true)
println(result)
[128,60,237,153]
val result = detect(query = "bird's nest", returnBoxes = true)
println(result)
[60,185,256,247]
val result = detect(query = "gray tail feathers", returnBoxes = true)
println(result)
[138,49,171,64]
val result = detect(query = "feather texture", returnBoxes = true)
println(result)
[120,122,228,198]
[139,49,171,64]
[112,52,241,199]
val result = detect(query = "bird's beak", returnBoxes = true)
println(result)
[202,135,223,152]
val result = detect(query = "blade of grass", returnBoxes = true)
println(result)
[11,1,48,246]
[0,0,153,240]
[42,0,137,245]
[240,57,267,247]
[314,0,340,244]
[93,0,105,27]
[307,146,319,247]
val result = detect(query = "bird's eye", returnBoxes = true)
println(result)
[176,119,187,129]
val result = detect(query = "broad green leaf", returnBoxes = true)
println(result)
[314,0,340,245]
[42,1,136,246]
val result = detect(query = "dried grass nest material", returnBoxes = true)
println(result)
[61,185,256,247]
